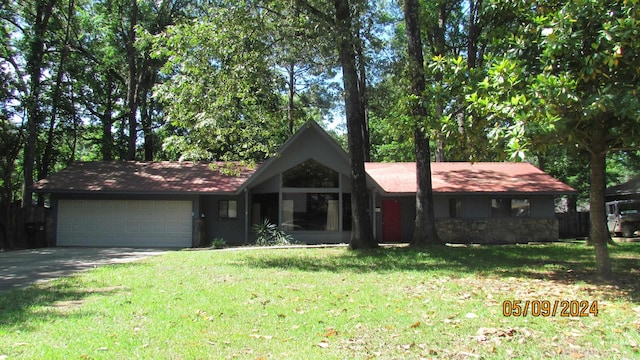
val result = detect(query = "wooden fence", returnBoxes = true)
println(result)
[0,204,48,250]
[556,211,590,239]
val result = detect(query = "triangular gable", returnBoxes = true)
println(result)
[240,120,380,191]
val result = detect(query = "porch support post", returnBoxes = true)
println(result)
[372,191,377,240]
[244,188,249,244]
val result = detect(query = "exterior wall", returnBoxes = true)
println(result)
[248,127,352,187]
[285,231,351,244]
[434,194,557,219]
[377,194,560,244]
[436,218,559,244]
[530,196,556,218]
[373,195,415,242]
[201,194,246,246]
[252,174,280,193]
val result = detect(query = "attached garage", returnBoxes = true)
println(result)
[57,199,193,248]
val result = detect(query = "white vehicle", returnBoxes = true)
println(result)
[607,200,640,237]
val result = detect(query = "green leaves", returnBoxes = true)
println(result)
[151,5,288,161]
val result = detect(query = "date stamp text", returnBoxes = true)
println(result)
[502,300,598,317]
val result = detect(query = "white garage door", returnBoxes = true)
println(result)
[57,200,193,247]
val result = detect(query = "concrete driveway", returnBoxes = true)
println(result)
[0,247,170,292]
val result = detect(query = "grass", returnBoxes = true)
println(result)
[0,241,639,359]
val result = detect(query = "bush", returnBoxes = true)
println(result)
[211,238,226,249]
[252,218,295,246]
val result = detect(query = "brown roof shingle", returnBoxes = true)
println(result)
[34,161,574,196]
[33,161,258,194]
[365,162,575,194]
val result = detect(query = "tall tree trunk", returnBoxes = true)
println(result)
[588,125,613,279]
[466,0,483,161]
[101,80,115,161]
[467,0,482,69]
[287,61,295,135]
[23,0,58,206]
[414,127,440,245]
[404,0,441,246]
[334,0,376,250]
[433,1,447,162]
[141,95,154,161]
[355,32,370,162]
[126,0,139,160]
[39,0,74,205]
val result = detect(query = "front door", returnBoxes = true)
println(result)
[382,199,402,242]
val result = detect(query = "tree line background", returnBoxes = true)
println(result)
[1,0,638,277]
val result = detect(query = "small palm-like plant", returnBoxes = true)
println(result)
[252,218,294,246]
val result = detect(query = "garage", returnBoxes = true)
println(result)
[57,199,193,248]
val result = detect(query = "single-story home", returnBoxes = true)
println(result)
[33,121,574,248]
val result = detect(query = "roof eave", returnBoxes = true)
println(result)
[36,189,241,196]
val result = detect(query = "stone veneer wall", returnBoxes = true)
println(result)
[436,218,559,244]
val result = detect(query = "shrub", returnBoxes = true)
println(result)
[252,218,295,246]
[211,238,226,249]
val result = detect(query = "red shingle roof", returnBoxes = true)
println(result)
[365,162,575,194]
[33,161,258,194]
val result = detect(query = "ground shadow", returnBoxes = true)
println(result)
[0,263,141,329]
[239,241,640,303]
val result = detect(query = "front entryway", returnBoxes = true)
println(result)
[382,199,402,242]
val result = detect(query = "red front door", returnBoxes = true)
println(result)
[382,199,402,242]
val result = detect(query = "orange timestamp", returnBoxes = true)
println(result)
[502,300,598,317]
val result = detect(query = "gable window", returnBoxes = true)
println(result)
[449,198,462,218]
[282,159,339,188]
[491,198,530,218]
[219,200,238,219]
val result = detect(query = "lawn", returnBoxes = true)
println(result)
[1,242,639,359]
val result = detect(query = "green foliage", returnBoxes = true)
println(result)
[252,218,295,246]
[536,0,640,148]
[468,0,640,163]
[211,238,226,249]
[151,5,290,162]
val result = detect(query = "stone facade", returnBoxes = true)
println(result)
[436,218,559,244]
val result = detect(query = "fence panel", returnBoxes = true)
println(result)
[557,211,590,239]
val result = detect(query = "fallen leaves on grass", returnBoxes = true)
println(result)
[474,327,533,343]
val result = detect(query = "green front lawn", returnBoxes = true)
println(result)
[1,242,639,359]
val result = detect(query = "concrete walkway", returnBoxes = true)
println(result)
[0,247,169,292]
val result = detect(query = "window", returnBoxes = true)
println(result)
[619,202,640,215]
[282,159,339,188]
[219,200,238,219]
[491,198,530,218]
[282,193,339,231]
[449,198,462,218]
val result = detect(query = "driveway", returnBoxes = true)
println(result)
[0,247,170,292]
